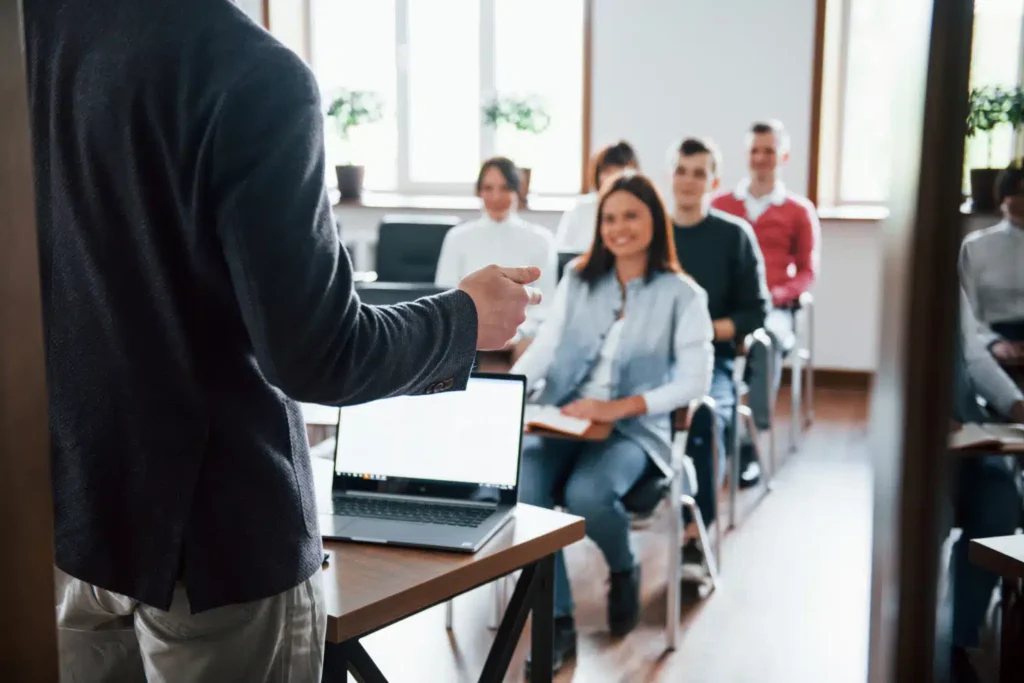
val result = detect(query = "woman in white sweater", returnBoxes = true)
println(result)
[435,157,556,344]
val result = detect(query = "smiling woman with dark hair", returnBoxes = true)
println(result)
[512,171,713,675]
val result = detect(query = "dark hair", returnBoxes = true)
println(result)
[996,165,1024,203]
[476,157,521,195]
[576,171,682,284]
[748,119,791,154]
[677,137,722,176]
[590,141,639,191]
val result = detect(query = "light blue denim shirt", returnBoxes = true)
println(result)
[512,263,714,476]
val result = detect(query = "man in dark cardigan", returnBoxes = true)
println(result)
[24,1,540,679]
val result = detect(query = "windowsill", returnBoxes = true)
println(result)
[329,190,577,214]
[816,205,889,222]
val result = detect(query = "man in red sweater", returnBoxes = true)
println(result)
[712,120,820,485]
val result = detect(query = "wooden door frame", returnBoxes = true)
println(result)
[0,0,59,680]
[866,0,975,681]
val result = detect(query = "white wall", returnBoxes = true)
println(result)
[590,0,818,199]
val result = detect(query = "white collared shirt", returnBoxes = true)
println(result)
[554,193,599,253]
[735,178,787,223]
[959,219,1024,347]
[434,212,558,335]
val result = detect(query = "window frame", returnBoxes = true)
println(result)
[309,0,591,198]
[817,0,1024,209]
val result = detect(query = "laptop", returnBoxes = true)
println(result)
[320,373,526,552]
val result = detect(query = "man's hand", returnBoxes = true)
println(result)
[560,396,646,423]
[458,265,542,351]
[991,340,1024,364]
[1010,400,1024,424]
[712,318,736,341]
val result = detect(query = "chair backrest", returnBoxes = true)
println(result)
[557,251,582,281]
[375,214,461,283]
[355,282,446,306]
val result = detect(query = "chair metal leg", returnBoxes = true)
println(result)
[740,406,772,493]
[790,349,803,454]
[683,495,718,590]
[667,452,684,652]
[728,400,740,531]
[711,404,723,572]
[445,599,454,630]
[805,302,816,427]
[764,339,776,482]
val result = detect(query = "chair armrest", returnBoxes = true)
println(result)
[673,395,717,432]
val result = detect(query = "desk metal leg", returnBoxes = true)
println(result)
[324,640,388,683]
[478,557,553,683]
[530,556,555,683]
[322,640,347,682]
[322,557,555,683]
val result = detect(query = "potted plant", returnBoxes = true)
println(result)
[482,94,551,205]
[326,89,384,200]
[966,85,1012,212]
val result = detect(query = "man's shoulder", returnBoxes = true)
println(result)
[708,208,754,235]
[710,190,740,208]
[783,192,818,217]
[963,221,1012,249]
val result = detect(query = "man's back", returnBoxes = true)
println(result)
[25,0,479,612]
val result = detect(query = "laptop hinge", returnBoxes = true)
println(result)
[339,490,498,508]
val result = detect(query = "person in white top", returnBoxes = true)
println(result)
[554,141,640,253]
[959,165,1024,364]
[435,157,558,352]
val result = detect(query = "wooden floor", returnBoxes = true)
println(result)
[349,386,873,682]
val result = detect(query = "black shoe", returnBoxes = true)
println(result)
[607,564,641,637]
[525,616,577,678]
[738,444,761,489]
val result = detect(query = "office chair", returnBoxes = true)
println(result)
[557,251,582,281]
[728,329,776,530]
[374,214,460,283]
[445,397,720,654]
[788,292,816,452]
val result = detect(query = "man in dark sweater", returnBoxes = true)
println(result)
[24,1,540,679]
[671,138,769,548]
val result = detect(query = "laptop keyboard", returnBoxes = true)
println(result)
[334,497,492,528]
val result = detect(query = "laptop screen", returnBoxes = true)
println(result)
[334,375,525,492]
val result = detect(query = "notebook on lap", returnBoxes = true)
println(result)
[321,373,526,552]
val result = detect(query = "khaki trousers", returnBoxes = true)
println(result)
[54,568,327,683]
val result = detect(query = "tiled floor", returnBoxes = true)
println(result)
[342,387,874,682]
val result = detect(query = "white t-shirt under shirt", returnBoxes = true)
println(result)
[434,212,558,336]
[577,317,626,401]
[554,193,599,253]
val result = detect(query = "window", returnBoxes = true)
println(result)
[311,0,586,196]
[819,0,1024,205]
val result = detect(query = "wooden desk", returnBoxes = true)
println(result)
[969,535,1024,683]
[321,504,584,682]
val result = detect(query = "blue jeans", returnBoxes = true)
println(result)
[519,433,649,619]
[687,357,735,525]
[951,455,1020,647]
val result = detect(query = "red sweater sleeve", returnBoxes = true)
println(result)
[772,201,820,305]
